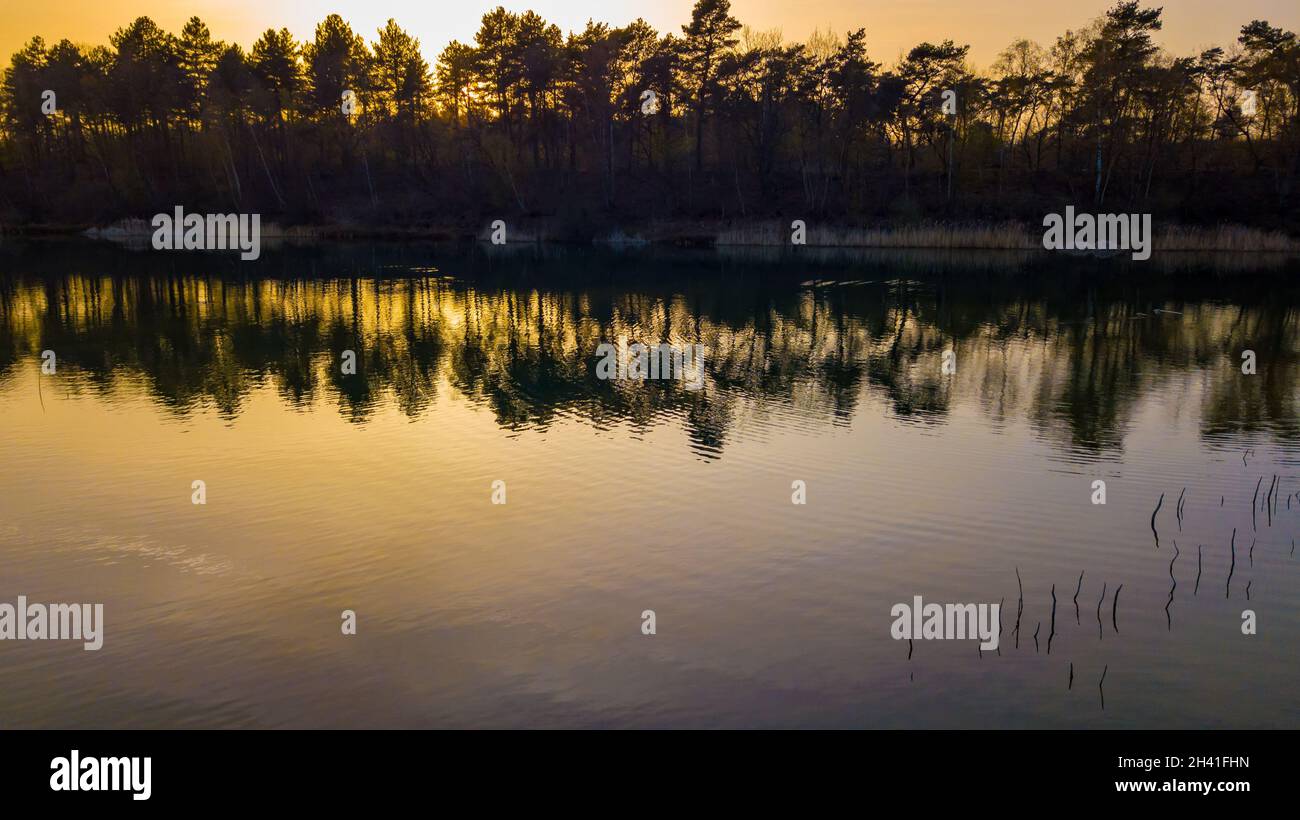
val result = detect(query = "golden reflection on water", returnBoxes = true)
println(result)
[1,247,1299,727]
[2,264,1298,448]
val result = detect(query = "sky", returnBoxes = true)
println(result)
[2,0,1298,70]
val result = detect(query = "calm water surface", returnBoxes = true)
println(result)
[1,241,1299,728]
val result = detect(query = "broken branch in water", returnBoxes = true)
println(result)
[1112,584,1122,633]
[1073,570,1084,624]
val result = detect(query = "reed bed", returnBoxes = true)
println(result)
[715,220,1300,252]
[716,221,1036,249]
[1155,224,1300,252]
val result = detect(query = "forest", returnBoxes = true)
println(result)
[1,1,1298,238]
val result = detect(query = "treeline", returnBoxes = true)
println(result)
[1,1,1298,234]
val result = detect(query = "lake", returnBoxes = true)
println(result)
[1,239,1298,728]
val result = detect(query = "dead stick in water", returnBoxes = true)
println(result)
[1252,477,1262,531]
[1069,662,1074,690]
[1099,665,1108,710]
[1112,584,1122,633]
[1166,542,1178,629]
[1177,487,1186,530]
[1014,567,1023,648]
[1151,493,1163,549]
[1047,584,1057,654]
[1227,528,1236,599]
[1033,622,1040,653]
[1073,570,1084,624]
[1195,545,1203,595]
[996,597,1003,656]
[1096,583,1107,640]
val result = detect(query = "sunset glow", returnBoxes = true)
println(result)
[5,0,1299,69]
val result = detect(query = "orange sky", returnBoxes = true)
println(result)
[3,0,1298,69]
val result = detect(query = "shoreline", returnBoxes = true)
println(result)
[2,219,1298,254]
